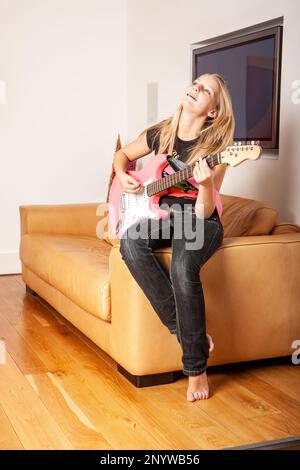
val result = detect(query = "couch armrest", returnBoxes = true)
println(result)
[222,231,300,246]
[270,221,300,235]
[19,202,109,239]
[109,232,300,375]
[109,244,184,376]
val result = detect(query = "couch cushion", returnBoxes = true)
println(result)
[20,234,112,321]
[220,194,278,237]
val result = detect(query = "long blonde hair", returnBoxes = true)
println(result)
[140,73,235,166]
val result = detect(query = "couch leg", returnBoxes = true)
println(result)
[117,363,183,388]
[25,284,37,296]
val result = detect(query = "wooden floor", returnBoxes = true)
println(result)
[0,274,299,450]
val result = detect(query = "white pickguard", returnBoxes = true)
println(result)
[118,178,159,236]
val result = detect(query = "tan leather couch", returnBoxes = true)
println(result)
[19,195,300,387]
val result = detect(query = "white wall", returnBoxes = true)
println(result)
[127,0,300,224]
[0,0,127,274]
[1,0,299,275]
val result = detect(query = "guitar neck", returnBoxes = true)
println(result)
[146,153,222,197]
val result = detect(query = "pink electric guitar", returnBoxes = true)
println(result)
[108,141,262,238]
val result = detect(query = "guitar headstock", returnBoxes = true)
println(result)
[221,140,263,166]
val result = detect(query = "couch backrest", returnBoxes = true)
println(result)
[220,194,279,237]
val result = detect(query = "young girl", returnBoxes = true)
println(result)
[113,73,235,402]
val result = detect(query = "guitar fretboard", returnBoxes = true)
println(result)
[146,153,221,197]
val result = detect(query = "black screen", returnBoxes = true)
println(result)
[195,35,276,141]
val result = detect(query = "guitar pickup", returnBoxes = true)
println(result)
[120,193,126,211]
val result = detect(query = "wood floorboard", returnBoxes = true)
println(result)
[0,275,299,450]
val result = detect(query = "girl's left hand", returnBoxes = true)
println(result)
[193,157,215,187]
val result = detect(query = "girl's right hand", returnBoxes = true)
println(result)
[118,172,142,194]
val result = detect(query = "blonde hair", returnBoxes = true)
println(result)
[140,73,235,166]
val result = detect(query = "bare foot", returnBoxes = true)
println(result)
[187,371,209,401]
[186,334,213,402]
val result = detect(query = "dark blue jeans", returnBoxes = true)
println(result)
[119,198,224,376]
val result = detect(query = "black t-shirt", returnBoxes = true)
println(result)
[146,125,200,163]
[146,124,200,208]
